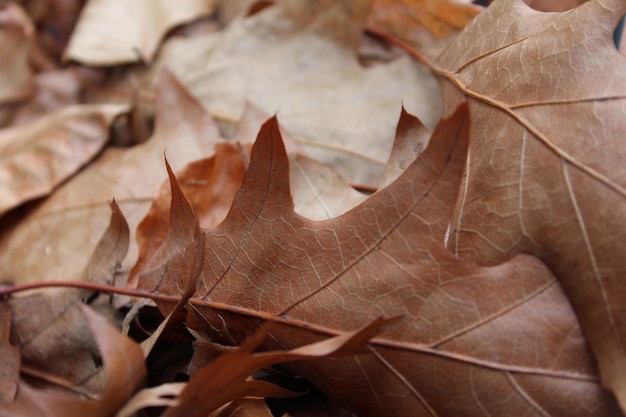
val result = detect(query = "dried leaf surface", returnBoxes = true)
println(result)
[8,200,129,395]
[157,0,441,186]
[3,305,145,417]
[0,302,19,404]
[0,104,127,216]
[64,0,214,65]
[433,0,626,407]
[137,108,619,416]
[0,70,217,286]
[0,3,35,104]
[161,319,388,417]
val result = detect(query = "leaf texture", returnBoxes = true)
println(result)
[136,106,619,416]
[433,0,626,408]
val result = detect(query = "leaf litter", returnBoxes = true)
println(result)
[0,0,625,416]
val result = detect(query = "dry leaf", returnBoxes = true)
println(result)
[367,0,481,56]
[0,70,217,287]
[0,3,35,104]
[7,200,129,395]
[0,103,127,216]
[0,302,19,404]
[433,0,626,409]
[161,319,389,417]
[64,0,214,65]
[135,108,619,416]
[156,0,441,186]
[2,304,146,417]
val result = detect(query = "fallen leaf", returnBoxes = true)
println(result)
[161,319,389,417]
[433,0,626,408]
[0,3,35,104]
[156,0,441,186]
[64,0,215,65]
[2,304,146,417]
[129,141,247,287]
[136,108,619,416]
[0,103,127,216]
[0,302,19,404]
[0,70,217,288]
[7,200,129,395]
[367,0,481,56]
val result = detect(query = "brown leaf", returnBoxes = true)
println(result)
[0,70,217,288]
[0,103,127,216]
[433,0,626,409]
[136,107,619,416]
[1,305,146,417]
[0,3,35,104]
[367,0,481,56]
[0,302,19,403]
[161,319,389,417]
[156,0,441,186]
[7,200,129,395]
[63,0,214,65]
[129,142,247,288]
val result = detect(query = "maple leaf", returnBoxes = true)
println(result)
[431,0,626,408]
[134,106,619,416]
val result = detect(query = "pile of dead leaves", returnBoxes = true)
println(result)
[1,0,626,416]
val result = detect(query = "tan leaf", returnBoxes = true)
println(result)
[432,0,626,409]
[0,103,127,216]
[135,108,619,416]
[0,3,35,104]
[0,70,217,287]
[64,0,215,65]
[156,0,441,186]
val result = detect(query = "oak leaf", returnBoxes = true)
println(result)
[135,107,619,416]
[433,0,626,408]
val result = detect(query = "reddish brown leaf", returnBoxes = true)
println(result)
[136,106,619,416]
[161,319,389,417]
[433,0,626,409]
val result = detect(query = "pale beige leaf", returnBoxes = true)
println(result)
[157,0,441,186]
[64,0,215,65]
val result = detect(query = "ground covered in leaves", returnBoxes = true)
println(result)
[1,0,626,416]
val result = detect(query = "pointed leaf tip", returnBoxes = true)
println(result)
[238,116,293,209]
